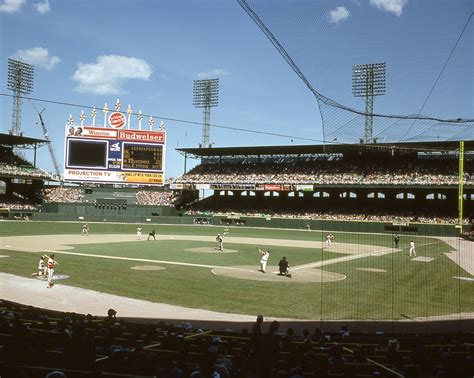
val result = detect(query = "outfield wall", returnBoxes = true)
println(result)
[213,216,460,236]
[30,205,461,236]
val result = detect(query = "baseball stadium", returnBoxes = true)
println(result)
[1,1,474,377]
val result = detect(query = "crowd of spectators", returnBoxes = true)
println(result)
[174,160,473,186]
[0,197,38,211]
[41,187,84,203]
[36,188,179,206]
[185,207,463,225]
[136,190,178,206]
[1,301,473,377]
[0,146,52,179]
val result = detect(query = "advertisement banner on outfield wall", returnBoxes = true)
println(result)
[63,125,165,186]
[264,184,281,191]
[296,184,314,191]
[195,184,211,190]
[210,184,256,190]
[169,183,183,190]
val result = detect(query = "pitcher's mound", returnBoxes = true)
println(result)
[186,247,238,253]
[131,265,165,271]
[212,265,346,283]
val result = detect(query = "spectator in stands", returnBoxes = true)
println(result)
[259,320,280,377]
[156,355,184,377]
[216,345,233,375]
[339,324,350,338]
[251,314,264,373]
[191,353,221,377]
[104,308,117,327]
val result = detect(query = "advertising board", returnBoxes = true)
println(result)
[64,125,165,186]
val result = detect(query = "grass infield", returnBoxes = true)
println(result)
[0,221,472,320]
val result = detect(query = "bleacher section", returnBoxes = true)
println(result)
[1,300,473,377]
[174,143,474,226]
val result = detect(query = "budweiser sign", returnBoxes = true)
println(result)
[118,130,165,143]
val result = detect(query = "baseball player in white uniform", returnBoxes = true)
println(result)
[325,233,333,247]
[258,248,271,273]
[31,255,47,277]
[409,240,416,257]
[136,227,143,240]
[82,223,90,236]
[46,254,58,288]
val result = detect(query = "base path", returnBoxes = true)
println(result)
[0,273,260,321]
[439,236,474,276]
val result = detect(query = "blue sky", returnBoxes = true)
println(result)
[0,0,472,179]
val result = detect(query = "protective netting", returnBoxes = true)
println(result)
[237,1,473,144]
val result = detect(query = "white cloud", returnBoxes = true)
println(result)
[369,0,407,16]
[0,0,25,13]
[327,6,351,24]
[34,0,50,14]
[197,68,229,79]
[10,47,60,70]
[72,55,152,95]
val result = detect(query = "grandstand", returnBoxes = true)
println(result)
[174,141,473,230]
[1,297,473,377]
[0,133,52,218]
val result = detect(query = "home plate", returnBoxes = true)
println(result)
[411,257,434,262]
[453,276,474,282]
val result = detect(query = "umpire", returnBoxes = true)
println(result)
[278,256,291,277]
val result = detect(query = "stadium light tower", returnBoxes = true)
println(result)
[7,58,34,136]
[352,62,386,143]
[193,78,219,148]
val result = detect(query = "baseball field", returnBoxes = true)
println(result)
[1,220,473,321]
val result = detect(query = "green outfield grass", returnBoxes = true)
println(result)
[0,220,472,320]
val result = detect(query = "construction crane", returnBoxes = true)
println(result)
[37,109,62,182]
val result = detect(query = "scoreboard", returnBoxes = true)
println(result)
[122,144,163,171]
[64,126,165,185]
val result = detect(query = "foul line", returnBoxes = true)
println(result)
[40,249,248,272]
[291,247,399,271]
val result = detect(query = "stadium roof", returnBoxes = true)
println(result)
[177,140,473,158]
[0,132,48,148]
